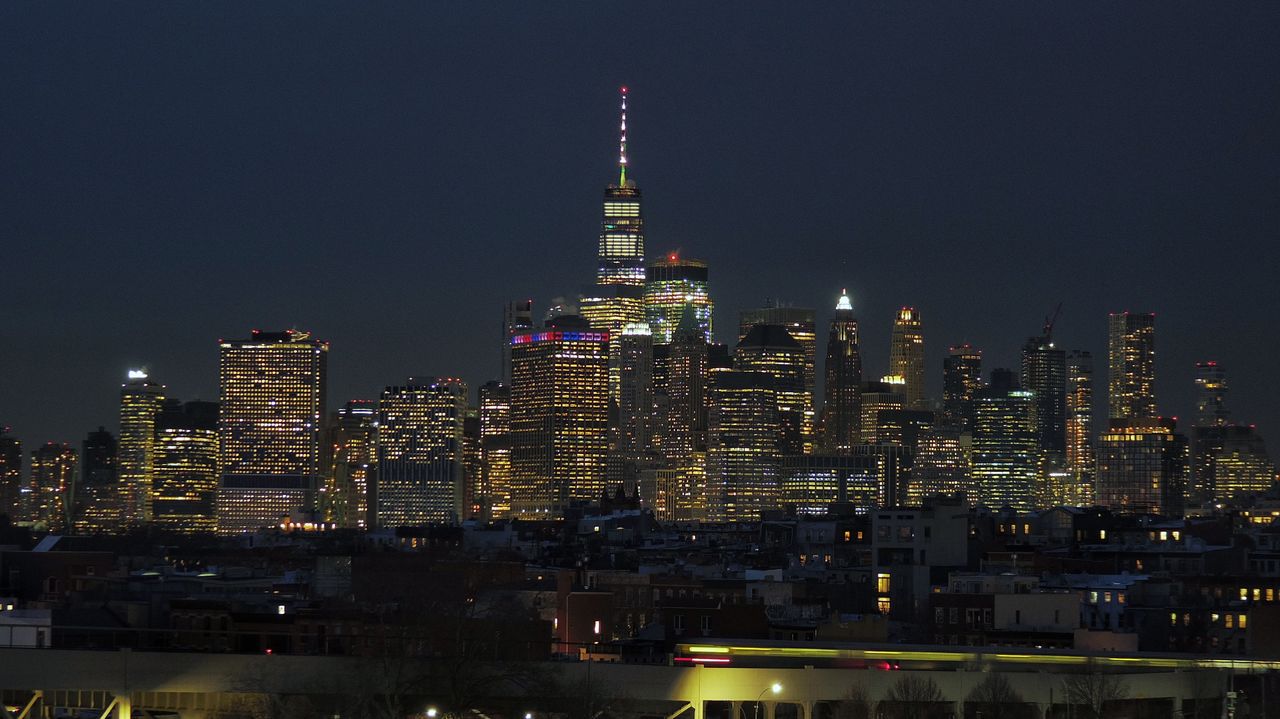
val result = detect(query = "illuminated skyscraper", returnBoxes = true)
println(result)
[598,87,644,287]
[617,323,654,459]
[374,378,466,527]
[478,381,512,518]
[859,380,906,445]
[1194,361,1229,427]
[971,369,1039,511]
[942,344,982,431]
[502,299,534,386]
[1021,333,1067,464]
[659,308,710,467]
[325,399,375,528]
[462,407,483,519]
[908,426,969,504]
[1065,351,1095,503]
[30,441,76,533]
[119,370,166,525]
[736,324,813,454]
[820,290,862,453]
[509,316,609,518]
[645,254,712,344]
[0,428,20,521]
[582,88,647,398]
[1108,312,1156,420]
[780,454,889,515]
[706,370,779,521]
[739,304,816,407]
[217,329,328,535]
[153,401,220,534]
[75,426,120,534]
[1096,418,1187,516]
[889,307,927,410]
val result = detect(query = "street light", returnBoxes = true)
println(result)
[426,709,438,718]
[753,683,782,719]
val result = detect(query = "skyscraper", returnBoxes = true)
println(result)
[0,428,20,521]
[736,324,813,454]
[501,299,534,386]
[461,406,483,520]
[659,308,710,467]
[119,370,166,525]
[509,316,609,518]
[889,307,927,410]
[1108,312,1157,420]
[75,426,120,534]
[971,369,1039,511]
[1194,361,1229,428]
[325,399,375,528]
[820,290,862,453]
[859,380,906,445]
[942,344,982,432]
[153,401,220,534]
[645,253,713,344]
[478,381,512,518]
[706,370,779,521]
[739,304,816,407]
[581,88,647,399]
[217,329,328,534]
[1190,425,1274,503]
[374,378,467,527]
[1096,418,1187,516]
[1021,333,1067,463]
[908,425,969,504]
[30,441,76,533]
[1065,351,1096,504]
[617,323,654,459]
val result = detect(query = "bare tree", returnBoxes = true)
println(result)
[963,674,1034,719]
[830,685,873,719]
[1059,661,1128,719]
[879,676,950,719]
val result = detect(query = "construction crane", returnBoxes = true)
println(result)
[1042,303,1063,342]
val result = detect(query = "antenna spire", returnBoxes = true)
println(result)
[618,86,628,186]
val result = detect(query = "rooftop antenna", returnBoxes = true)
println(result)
[618,86,628,186]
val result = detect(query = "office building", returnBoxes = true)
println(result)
[739,304,816,407]
[645,253,712,344]
[820,290,862,453]
[736,323,813,454]
[971,369,1039,511]
[1108,312,1157,420]
[75,427,119,534]
[1021,333,1066,463]
[706,371,779,521]
[942,344,982,432]
[1194,361,1230,428]
[153,401,220,534]
[325,400,375,529]
[1096,418,1188,516]
[478,381,512,518]
[30,442,76,533]
[889,307,927,410]
[462,407,482,519]
[1190,425,1274,503]
[501,299,534,386]
[859,381,906,445]
[217,329,328,535]
[374,379,467,527]
[0,428,20,521]
[509,316,609,518]
[119,370,166,525]
[908,426,969,504]
[780,453,893,516]
[1065,351,1095,500]
[617,323,654,459]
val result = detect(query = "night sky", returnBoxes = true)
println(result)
[4,3,1279,451]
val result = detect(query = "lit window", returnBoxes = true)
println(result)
[1104,592,1112,603]
[1089,591,1099,604]
[1118,592,1126,605]
[877,597,891,614]
[1226,614,1234,628]
[1255,589,1262,601]
[1100,530,1107,540]
[1169,612,1177,626]
[593,620,601,635]
[1239,615,1248,630]
[877,573,891,594]
[1241,588,1249,601]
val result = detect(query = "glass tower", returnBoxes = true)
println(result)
[645,254,712,344]
[326,399,375,528]
[736,324,813,455]
[153,401,220,534]
[739,304,816,407]
[374,378,467,527]
[707,370,780,521]
[942,344,983,431]
[971,369,1039,511]
[30,441,76,533]
[1096,418,1187,516]
[1065,350,1095,505]
[478,381,512,518]
[1194,361,1230,428]
[1021,333,1067,462]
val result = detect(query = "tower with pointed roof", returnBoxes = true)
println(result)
[820,289,862,453]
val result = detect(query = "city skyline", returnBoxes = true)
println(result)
[5,3,1279,451]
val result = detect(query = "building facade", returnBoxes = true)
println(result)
[889,307,927,410]
[707,371,779,522]
[644,254,712,344]
[153,401,220,534]
[217,329,328,534]
[971,370,1039,511]
[1095,418,1188,516]
[820,290,862,454]
[736,324,813,455]
[942,344,982,432]
[1108,312,1157,420]
[374,379,467,527]
[119,371,166,526]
